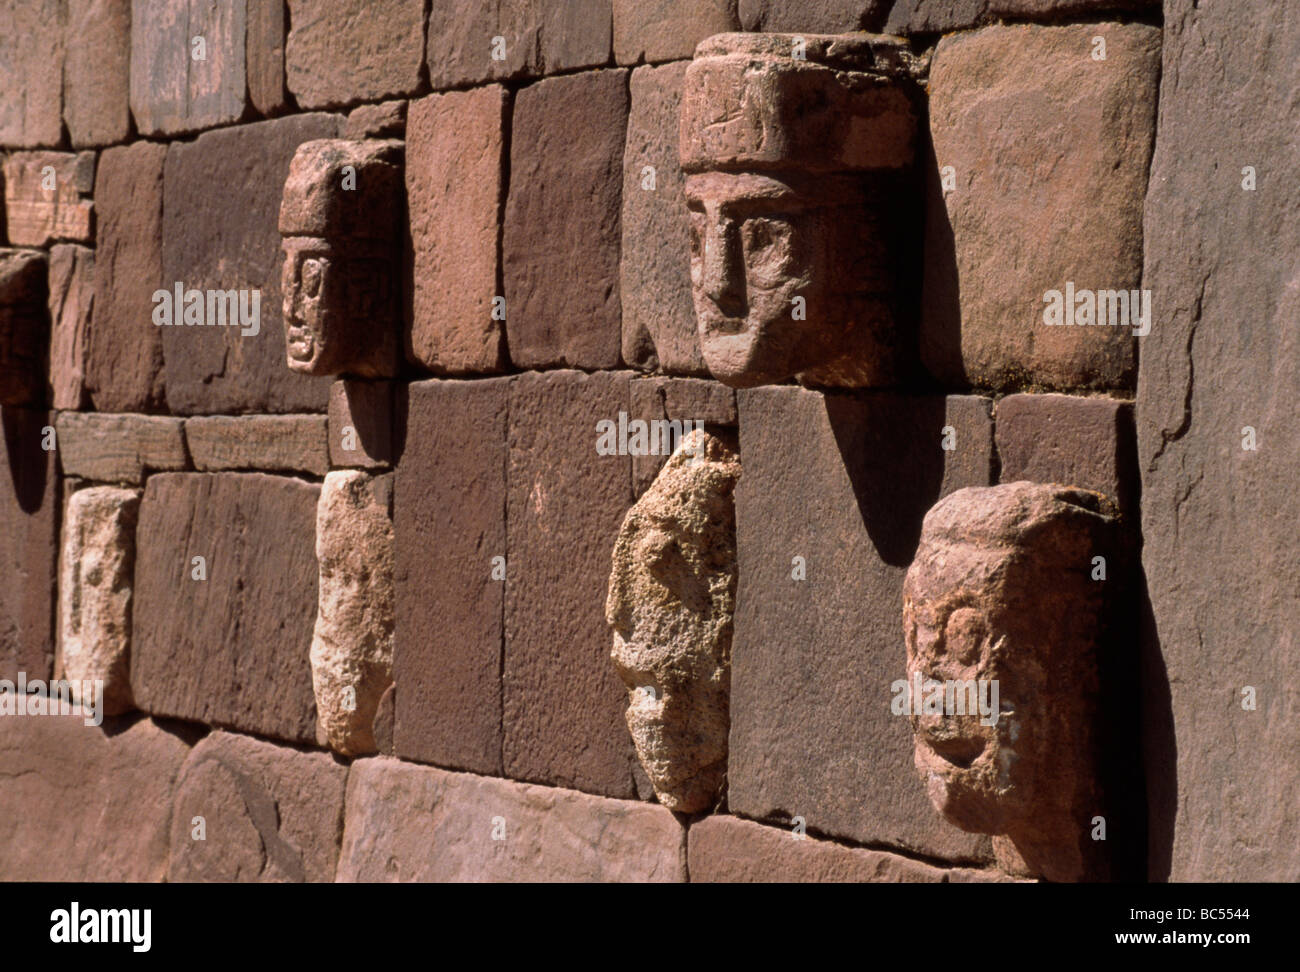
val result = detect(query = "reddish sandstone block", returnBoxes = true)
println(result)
[996,392,1136,516]
[406,87,507,374]
[65,0,132,146]
[55,412,188,485]
[689,815,946,882]
[941,395,996,498]
[286,0,424,108]
[613,0,738,64]
[0,713,190,881]
[184,415,330,476]
[162,114,341,415]
[504,371,638,797]
[131,473,320,744]
[168,731,348,883]
[130,0,248,136]
[88,141,167,413]
[2,152,95,247]
[504,70,628,369]
[0,0,65,147]
[886,0,1158,33]
[629,375,737,492]
[393,378,509,776]
[621,62,703,375]
[337,758,685,881]
[247,0,287,116]
[0,406,57,683]
[47,245,93,411]
[739,0,889,32]
[329,379,393,468]
[727,386,993,860]
[344,100,406,140]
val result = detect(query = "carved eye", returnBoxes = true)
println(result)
[741,216,797,288]
[301,258,324,298]
[942,607,988,666]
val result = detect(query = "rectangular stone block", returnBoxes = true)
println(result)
[329,379,393,468]
[739,0,889,32]
[338,758,685,881]
[286,0,423,108]
[0,713,190,881]
[132,472,320,743]
[406,86,507,374]
[996,392,1137,516]
[613,0,738,64]
[689,815,947,882]
[65,0,132,146]
[425,0,612,90]
[88,141,167,413]
[130,0,247,136]
[505,371,638,797]
[504,70,628,370]
[621,61,704,375]
[0,407,58,683]
[728,386,994,861]
[921,23,1159,391]
[0,0,65,147]
[344,100,406,140]
[162,114,341,414]
[55,412,188,484]
[394,378,509,776]
[185,414,330,476]
[885,0,1158,34]
[630,375,737,492]
[0,248,49,408]
[247,0,287,116]
[168,731,348,882]
[941,394,995,498]
[2,152,95,247]
[47,245,93,412]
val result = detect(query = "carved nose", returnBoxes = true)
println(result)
[702,220,747,319]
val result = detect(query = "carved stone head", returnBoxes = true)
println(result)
[679,33,918,388]
[606,428,740,813]
[903,481,1121,881]
[279,139,404,378]
[0,248,49,407]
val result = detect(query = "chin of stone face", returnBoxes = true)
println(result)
[606,428,741,814]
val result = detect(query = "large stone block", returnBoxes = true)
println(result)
[131,473,320,744]
[329,379,393,468]
[689,815,946,882]
[0,406,58,683]
[621,62,702,375]
[0,713,190,881]
[58,485,140,716]
[504,70,628,370]
[504,371,638,797]
[424,0,612,89]
[0,0,65,147]
[54,412,188,485]
[344,100,406,140]
[394,378,508,776]
[47,245,93,412]
[168,731,348,882]
[88,141,167,413]
[1137,0,1300,882]
[184,415,330,475]
[921,23,1160,391]
[2,152,95,247]
[65,0,132,146]
[727,385,993,860]
[739,0,889,32]
[246,0,287,116]
[0,249,49,408]
[338,758,685,881]
[629,375,737,491]
[886,0,1158,34]
[406,86,507,374]
[162,114,341,414]
[286,0,424,108]
[130,0,248,136]
[613,0,738,64]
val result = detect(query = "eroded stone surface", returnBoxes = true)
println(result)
[65,0,132,146]
[47,245,93,411]
[59,486,140,716]
[0,0,65,147]
[904,481,1122,881]
[185,415,329,476]
[345,100,406,140]
[312,471,394,756]
[287,0,424,108]
[613,0,738,64]
[607,429,740,812]
[2,152,95,247]
[739,0,889,33]
[329,379,392,468]
[0,249,49,408]
[247,0,287,116]
[55,412,188,485]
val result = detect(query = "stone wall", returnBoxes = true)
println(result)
[0,0,1291,883]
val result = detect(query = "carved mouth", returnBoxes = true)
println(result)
[285,321,315,362]
[924,733,987,770]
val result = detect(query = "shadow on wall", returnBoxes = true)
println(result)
[3,405,49,515]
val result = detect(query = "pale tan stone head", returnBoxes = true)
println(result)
[606,428,741,813]
[279,139,404,379]
[903,481,1121,881]
[679,33,918,388]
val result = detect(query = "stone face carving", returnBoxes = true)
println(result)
[902,481,1120,881]
[59,486,141,716]
[606,427,741,813]
[311,470,394,756]
[279,138,404,379]
[0,248,49,407]
[679,33,918,389]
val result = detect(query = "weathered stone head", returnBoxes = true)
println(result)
[903,481,1121,881]
[0,248,49,407]
[279,139,404,378]
[679,33,918,388]
[606,428,740,813]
